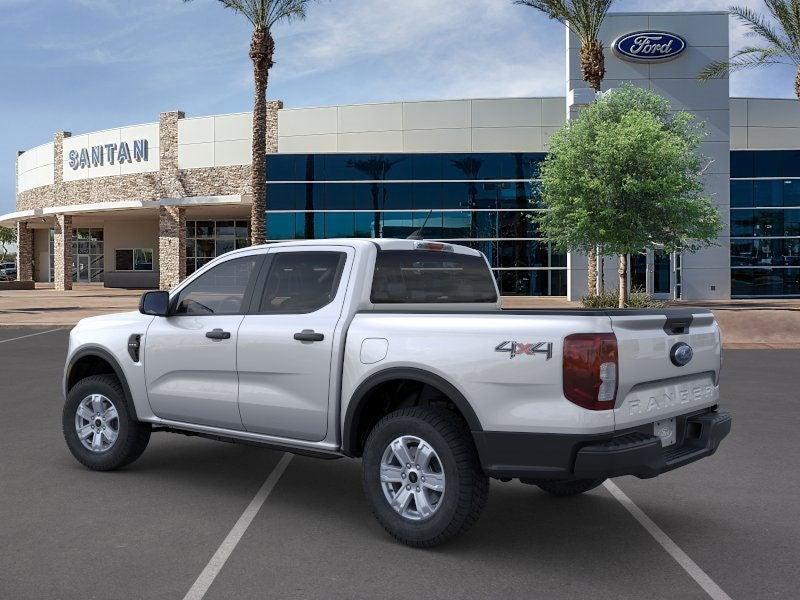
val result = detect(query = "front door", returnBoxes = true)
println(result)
[237,246,353,442]
[77,256,90,282]
[144,254,262,430]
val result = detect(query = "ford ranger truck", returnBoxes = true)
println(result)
[62,239,731,547]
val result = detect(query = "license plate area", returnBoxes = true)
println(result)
[654,418,677,447]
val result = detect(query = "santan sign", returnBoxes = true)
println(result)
[613,31,687,62]
[67,139,149,170]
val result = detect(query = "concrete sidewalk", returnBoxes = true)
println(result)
[1,284,798,348]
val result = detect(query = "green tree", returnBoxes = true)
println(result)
[699,2,800,100]
[184,0,315,245]
[514,0,616,295]
[536,85,722,308]
[0,226,15,263]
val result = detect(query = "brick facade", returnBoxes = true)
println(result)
[158,206,186,291]
[15,221,33,282]
[53,214,73,291]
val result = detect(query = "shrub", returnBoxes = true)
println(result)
[581,288,666,309]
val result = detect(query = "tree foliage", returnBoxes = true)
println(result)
[535,85,722,305]
[0,226,15,262]
[699,2,800,100]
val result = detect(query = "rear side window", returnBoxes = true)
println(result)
[258,251,347,314]
[371,250,498,304]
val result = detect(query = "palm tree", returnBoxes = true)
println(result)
[515,0,616,296]
[184,0,314,245]
[699,3,800,101]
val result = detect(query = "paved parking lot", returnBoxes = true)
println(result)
[1,327,798,599]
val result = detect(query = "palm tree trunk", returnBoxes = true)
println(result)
[249,29,274,246]
[580,39,604,296]
[618,254,627,309]
[796,67,800,102]
[580,40,605,93]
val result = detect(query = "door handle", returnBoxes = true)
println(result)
[206,328,231,340]
[294,329,325,342]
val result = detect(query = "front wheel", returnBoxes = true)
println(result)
[362,407,489,547]
[62,374,151,471]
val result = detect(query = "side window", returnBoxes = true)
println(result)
[258,252,347,314]
[173,256,260,316]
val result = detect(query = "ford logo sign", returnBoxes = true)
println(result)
[670,342,694,367]
[613,31,687,63]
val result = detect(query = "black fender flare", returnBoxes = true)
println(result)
[341,367,483,457]
[64,345,139,421]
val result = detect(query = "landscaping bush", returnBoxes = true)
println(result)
[581,288,666,309]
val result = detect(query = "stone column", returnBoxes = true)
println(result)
[159,111,186,199]
[53,214,73,291]
[159,205,185,291]
[16,221,34,282]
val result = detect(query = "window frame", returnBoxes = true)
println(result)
[169,253,265,317]
[115,248,154,272]
[251,249,350,315]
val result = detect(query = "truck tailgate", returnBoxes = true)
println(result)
[610,310,721,431]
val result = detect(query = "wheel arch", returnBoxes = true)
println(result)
[64,346,139,421]
[342,367,482,458]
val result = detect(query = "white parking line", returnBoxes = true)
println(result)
[604,480,732,600]
[183,452,293,600]
[0,328,64,344]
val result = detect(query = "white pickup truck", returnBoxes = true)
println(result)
[62,239,731,546]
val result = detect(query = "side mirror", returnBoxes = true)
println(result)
[139,290,170,317]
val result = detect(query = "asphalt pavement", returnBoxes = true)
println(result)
[0,327,798,599]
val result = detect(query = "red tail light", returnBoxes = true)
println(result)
[563,333,618,411]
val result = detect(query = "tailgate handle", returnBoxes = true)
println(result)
[664,316,693,335]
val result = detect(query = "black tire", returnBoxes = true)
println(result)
[362,407,489,548]
[62,374,151,471]
[535,478,605,497]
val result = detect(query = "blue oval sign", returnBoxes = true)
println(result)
[613,31,687,62]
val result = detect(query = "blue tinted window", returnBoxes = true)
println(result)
[730,152,754,178]
[382,183,414,210]
[731,239,800,267]
[444,155,487,180]
[266,155,296,181]
[325,212,355,237]
[324,183,353,210]
[267,184,298,210]
[411,182,442,210]
[754,180,783,206]
[783,180,800,207]
[354,212,377,237]
[266,213,295,240]
[353,183,379,211]
[754,151,783,177]
[730,181,753,208]
[441,212,473,238]
[732,268,800,296]
[441,183,470,209]
[411,155,442,180]
[381,212,415,238]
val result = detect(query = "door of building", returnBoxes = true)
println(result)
[626,249,675,300]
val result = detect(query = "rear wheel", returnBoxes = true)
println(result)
[534,478,606,497]
[362,407,489,547]
[62,374,151,471]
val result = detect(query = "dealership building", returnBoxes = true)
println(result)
[3,10,800,300]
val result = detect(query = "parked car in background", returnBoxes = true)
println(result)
[0,262,16,281]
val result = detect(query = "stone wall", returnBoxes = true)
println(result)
[16,222,33,281]
[158,206,186,290]
[53,214,73,291]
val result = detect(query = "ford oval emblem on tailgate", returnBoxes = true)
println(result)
[670,342,693,367]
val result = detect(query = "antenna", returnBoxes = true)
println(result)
[406,209,434,240]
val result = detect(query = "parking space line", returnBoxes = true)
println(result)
[0,329,64,344]
[604,480,732,600]
[183,452,293,600]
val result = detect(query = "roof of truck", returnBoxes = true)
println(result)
[246,238,483,256]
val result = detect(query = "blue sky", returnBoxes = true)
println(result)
[1,0,797,215]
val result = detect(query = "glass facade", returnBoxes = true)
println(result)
[186,220,251,275]
[72,228,104,283]
[264,153,567,296]
[731,151,800,297]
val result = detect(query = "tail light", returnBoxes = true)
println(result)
[563,333,618,411]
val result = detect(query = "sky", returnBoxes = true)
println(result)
[0,0,797,215]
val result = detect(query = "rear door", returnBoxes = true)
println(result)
[610,310,721,431]
[236,246,353,442]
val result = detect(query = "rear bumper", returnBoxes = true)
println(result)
[473,408,731,481]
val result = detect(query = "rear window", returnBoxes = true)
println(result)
[371,250,498,304]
